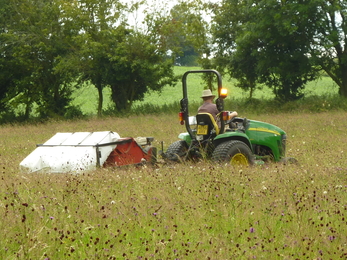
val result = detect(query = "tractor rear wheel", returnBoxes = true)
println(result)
[212,140,254,166]
[166,140,188,162]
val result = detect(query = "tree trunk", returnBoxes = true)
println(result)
[96,83,103,117]
[111,84,127,112]
[339,63,347,98]
[248,80,255,99]
[339,84,347,97]
[24,103,31,120]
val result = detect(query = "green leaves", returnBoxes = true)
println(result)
[0,0,178,120]
[212,0,347,100]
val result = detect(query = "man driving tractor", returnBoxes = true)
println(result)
[198,89,238,121]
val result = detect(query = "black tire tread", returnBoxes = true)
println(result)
[212,140,254,165]
[166,140,188,162]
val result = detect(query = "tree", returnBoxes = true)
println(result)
[60,0,127,117]
[213,0,347,100]
[211,0,259,98]
[141,0,209,67]
[307,0,347,97]
[250,0,318,101]
[0,0,12,111]
[0,0,39,117]
[212,0,318,101]
[0,0,79,119]
[109,30,176,111]
[169,2,206,66]
[69,0,177,113]
[0,0,177,120]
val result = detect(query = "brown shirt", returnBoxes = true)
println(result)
[198,102,219,120]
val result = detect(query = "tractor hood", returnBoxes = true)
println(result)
[247,120,286,136]
[19,131,120,174]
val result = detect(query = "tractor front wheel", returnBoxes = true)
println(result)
[212,140,254,166]
[166,140,189,162]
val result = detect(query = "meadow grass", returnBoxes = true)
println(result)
[1,111,347,259]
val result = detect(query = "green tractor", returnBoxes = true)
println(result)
[166,69,290,166]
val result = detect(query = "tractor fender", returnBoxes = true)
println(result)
[213,132,253,152]
[178,132,192,144]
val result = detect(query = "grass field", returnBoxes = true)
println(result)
[1,110,347,259]
[72,66,339,115]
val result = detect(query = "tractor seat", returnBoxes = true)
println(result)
[196,113,220,139]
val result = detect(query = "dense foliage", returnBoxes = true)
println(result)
[1,0,347,123]
[0,0,77,119]
[169,1,208,66]
[0,0,178,120]
[211,0,347,100]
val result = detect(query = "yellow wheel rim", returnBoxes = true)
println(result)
[230,153,249,166]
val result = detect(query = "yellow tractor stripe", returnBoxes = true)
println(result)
[248,128,280,136]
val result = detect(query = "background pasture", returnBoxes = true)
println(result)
[72,66,339,115]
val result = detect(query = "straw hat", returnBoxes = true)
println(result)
[201,89,215,98]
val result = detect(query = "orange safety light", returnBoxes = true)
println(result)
[179,112,185,125]
[220,88,228,98]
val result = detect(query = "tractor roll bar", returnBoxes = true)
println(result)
[181,69,225,138]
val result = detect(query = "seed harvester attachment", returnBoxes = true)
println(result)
[19,131,156,174]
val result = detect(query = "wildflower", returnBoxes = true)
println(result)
[250,227,255,233]
[49,216,54,220]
